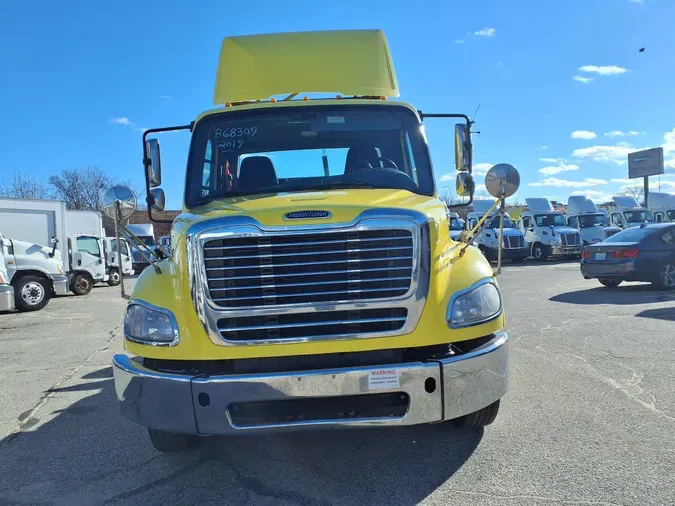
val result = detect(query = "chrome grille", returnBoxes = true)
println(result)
[503,235,525,249]
[132,250,145,263]
[203,229,414,308]
[218,308,408,342]
[561,232,581,246]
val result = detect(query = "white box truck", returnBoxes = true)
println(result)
[103,237,134,284]
[566,196,621,245]
[0,241,15,311]
[0,198,107,298]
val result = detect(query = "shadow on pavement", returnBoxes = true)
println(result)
[0,368,482,505]
[550,283,675,305]
[635,307,675,322]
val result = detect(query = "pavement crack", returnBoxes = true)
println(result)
[0,325,121,451]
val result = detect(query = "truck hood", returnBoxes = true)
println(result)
[489,228,522,237]
[9,239,65,271]
[176,189,446,231]
[549,226,578,235]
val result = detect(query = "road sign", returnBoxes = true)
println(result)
[628,147,664,179]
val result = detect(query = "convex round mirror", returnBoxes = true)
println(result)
[102,185,137,220]
[485,163,520,198]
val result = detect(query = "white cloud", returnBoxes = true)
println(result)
[157,95,174,100]
[611,178,633,184]
[529,177,607,188]
[454,39,465,44]
[573,75,594,84]
[109,117,133,126]
[539,157,560,163]
[572,144,635,164]
[474,27,496,37]
[539,162,580,175]
[440,173,454,182]
[571,130,597,140]
[604,130,640,138]
[539,145,549,150]
[137,127,149,133]
[473,163,492,176]
[629,0,644,3]
[578,65,628,75]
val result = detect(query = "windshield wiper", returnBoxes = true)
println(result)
[282,181,376,192]
[190,191,258,207]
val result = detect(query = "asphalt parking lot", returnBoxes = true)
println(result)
[1,263,674,506]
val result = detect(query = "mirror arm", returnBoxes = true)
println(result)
[141,123,194,224]
[417,111,473,172]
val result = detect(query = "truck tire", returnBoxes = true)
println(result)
[452,400,500,429]
[599,279,622,288]
[71,273,93,296]
[148,429,201,453]
[14,275,51,312]
[107,268,121,286]
[532,243,548,261]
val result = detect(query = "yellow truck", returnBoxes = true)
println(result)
[107,29,520,452]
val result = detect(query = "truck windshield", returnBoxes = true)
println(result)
[139,236,156,248]
[623,210,653,223]
[185,105,434,206]
[534,213,567,227]
[449,218,462,230]
[487,215,513,228]
[578,214,608,228]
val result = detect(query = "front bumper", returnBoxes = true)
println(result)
[0,285,14,311]
[112,332,509,435]
[551,245,582,256]
[51,274,69,296]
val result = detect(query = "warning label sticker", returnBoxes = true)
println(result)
[367,368,401,390]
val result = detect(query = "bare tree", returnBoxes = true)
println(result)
[0,171,51,199]
[620,186,644,205]
[48,165,116,211]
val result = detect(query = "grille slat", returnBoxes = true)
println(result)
[217,308,408,342]
[561,232,581,246]
[503,235,525,249]
[204,229,414,309]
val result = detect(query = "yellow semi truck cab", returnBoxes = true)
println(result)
[110,29,515,452]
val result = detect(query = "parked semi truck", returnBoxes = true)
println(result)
[0,198,108,298]
[608,196,654,229]
[466,199,528,263]
[126,223,156,272]
[446,211,464,240]
[103,237,134,285]
[108,29,521,452]
[566,195,621,245]
[648,192,675,223]
[517,198,583,260]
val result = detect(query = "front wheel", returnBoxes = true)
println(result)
[14,275,51,312]
[599,279,622,288]
[71,273,93,296]
[653,263,675,290]
[451,400,500,429]
[148,429,202,453]
[532,244,548,261]
[107,268,120,286]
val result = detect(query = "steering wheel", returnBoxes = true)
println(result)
[351,156,400,172]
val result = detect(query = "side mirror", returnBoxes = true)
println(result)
[149,188,166,212]
[455,171,474,197]
[50,237,59,245]
[454,124,471,172]
[145,139,162,188]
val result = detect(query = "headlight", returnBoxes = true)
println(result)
[57,264,65,274]
[124,301,179,345]
[549,240,558,246]
[447,279,502,328]
[488,241,499,248]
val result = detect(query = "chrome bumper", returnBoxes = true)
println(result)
[0,285,14,311]
[551,245,582,256]
[112,332,508,435]
[51,274,69,296]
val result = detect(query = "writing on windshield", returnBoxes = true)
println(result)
[535,213,567,227]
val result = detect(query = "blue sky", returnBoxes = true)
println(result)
[1,0,674,209]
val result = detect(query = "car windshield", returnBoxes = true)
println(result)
[534,213,567,227]
[449,217,462,230]
[185,105,434,206]
[623,210,653,223]
[578,214,608,228]
[602,227,655,243]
